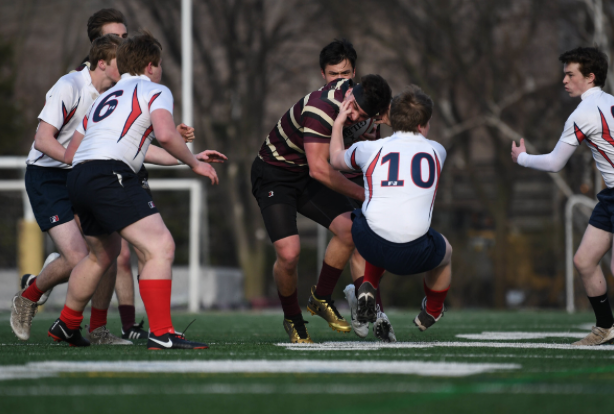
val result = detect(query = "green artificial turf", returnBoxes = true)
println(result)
[1,310,613,414]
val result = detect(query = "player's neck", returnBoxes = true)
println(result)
[90,69,113,94]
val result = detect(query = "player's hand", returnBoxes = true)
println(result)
[177,123,195,143]
[511,138,527,164]
[191,161,219,185]
[195,150,228,163]
[375,104,391,126]
[335,99,352,125]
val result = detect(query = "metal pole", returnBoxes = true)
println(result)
[182,0,194,152]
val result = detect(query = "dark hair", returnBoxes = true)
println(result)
[87,9,127,42]
[89,34,122,70]
[559,47,608,87]
[319,39,357,71]
[390,85,433,133]
[117,31,162,76]
[355,74,392,117]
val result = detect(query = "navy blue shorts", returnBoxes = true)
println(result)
[25,165,74,232]
[589,187,614,233]
[67,160,159,236]
[351,209,446,275]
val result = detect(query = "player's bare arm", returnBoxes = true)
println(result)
[329,100,353,170]
[305,141,364,202]
[195,150,227,163]
[512,138,576,172]
[144,146,227,166]
[374,103,391,127]
[150,108,219,185]
[64,130,85,165]
[33,121,69,163]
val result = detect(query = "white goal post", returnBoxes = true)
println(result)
[0,157,207,313]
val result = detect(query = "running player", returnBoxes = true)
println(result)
[251,73,391,343]
[512,47,614,346]
[329,86,453,334]
[10,35,133,345]
[317,38,395,341]
[48,32,222,349]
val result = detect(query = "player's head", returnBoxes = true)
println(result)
[87,8,128,42]
[390,85,433,136]
[343,74,392,126]
[117,31,163,82]
[89,34,122,83]
[320,39,357,84]
[559,47,608,97]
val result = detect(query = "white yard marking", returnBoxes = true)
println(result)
[276,341,614,351]
[0,382,613,396]
[455,332,587,340]
[0,359,519,381]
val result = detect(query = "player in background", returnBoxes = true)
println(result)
[329,86,453,334]
[317,39,396,342]
[11,35,133,345]
[512,47,614,345]
[252,73,391,343]
[49,32,224,349]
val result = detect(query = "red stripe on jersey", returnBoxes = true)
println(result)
[429,151,442,219]
[586,138,614,168]
[148,92,162,109]
[82,115,88,131]
[350,148,359,170]
[364,148,382,209]
[573,123,586,143]
[61,102,68,120]
[120,86,143,141]
[599,108,614,147]
[134,125,154,159]
[55,100,79,138]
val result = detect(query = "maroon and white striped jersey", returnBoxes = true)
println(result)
[74,74,173,172]
[560,87,614,188]
[344,131,446,243]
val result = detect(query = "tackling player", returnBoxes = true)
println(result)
[49,32,223,349]
[317,39,395,342]
[512,47,614,345]
[251,73,391,343]
[329,86,453,333]
[10,35,132,345]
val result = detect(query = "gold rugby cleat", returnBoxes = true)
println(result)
[306,285,352,333]
[283,318,314,343]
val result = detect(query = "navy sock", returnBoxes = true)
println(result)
[588,294,614,329]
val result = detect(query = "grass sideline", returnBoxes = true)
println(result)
[1,309,614,414]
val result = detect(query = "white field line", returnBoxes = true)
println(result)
[455,332,587,340]
[0,360,519,381]
[277,341,614,351]
[0,383,613,396]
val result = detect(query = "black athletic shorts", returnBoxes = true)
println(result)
[250,156,354,242]
[25,165,74,232]
[67,160,159,236]
[589,187,614,232]
[137,165,153,197]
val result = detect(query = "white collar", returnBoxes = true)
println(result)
[120,73,152,82]
[393,130,426,140]
[581,86,601,100]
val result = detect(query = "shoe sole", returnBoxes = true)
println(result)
[10,297,31,341]
[356,295,376,323]
[306,305,351,333]
[413,315,428,331]
[374,319,392,342]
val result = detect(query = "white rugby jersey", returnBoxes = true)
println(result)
[345,131,447,243]
[26,69,99,169]
[559,87,614,188]
[74,74,173,172]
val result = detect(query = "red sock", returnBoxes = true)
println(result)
[278,289,301,319]
[60,305,84,330]
[89,307,108,332]
[139,279,174,336]
[423,279,449,318]
[364,261,385,289]
[21,279,44,303]
[118,305,136,332]
[315,262,343,297]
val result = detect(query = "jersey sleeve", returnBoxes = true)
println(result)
[37,78,76,131]
[147,85,174,116]
[559,106,598,146]
[429,140,447,166]
[302,103,335,144]
[344,140,381,171]
[75,101,95,136]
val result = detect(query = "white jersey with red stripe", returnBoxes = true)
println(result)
[74,73,173,173]
[559,87,614,188]
[344,131,447,243]
[26,69,99,169]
